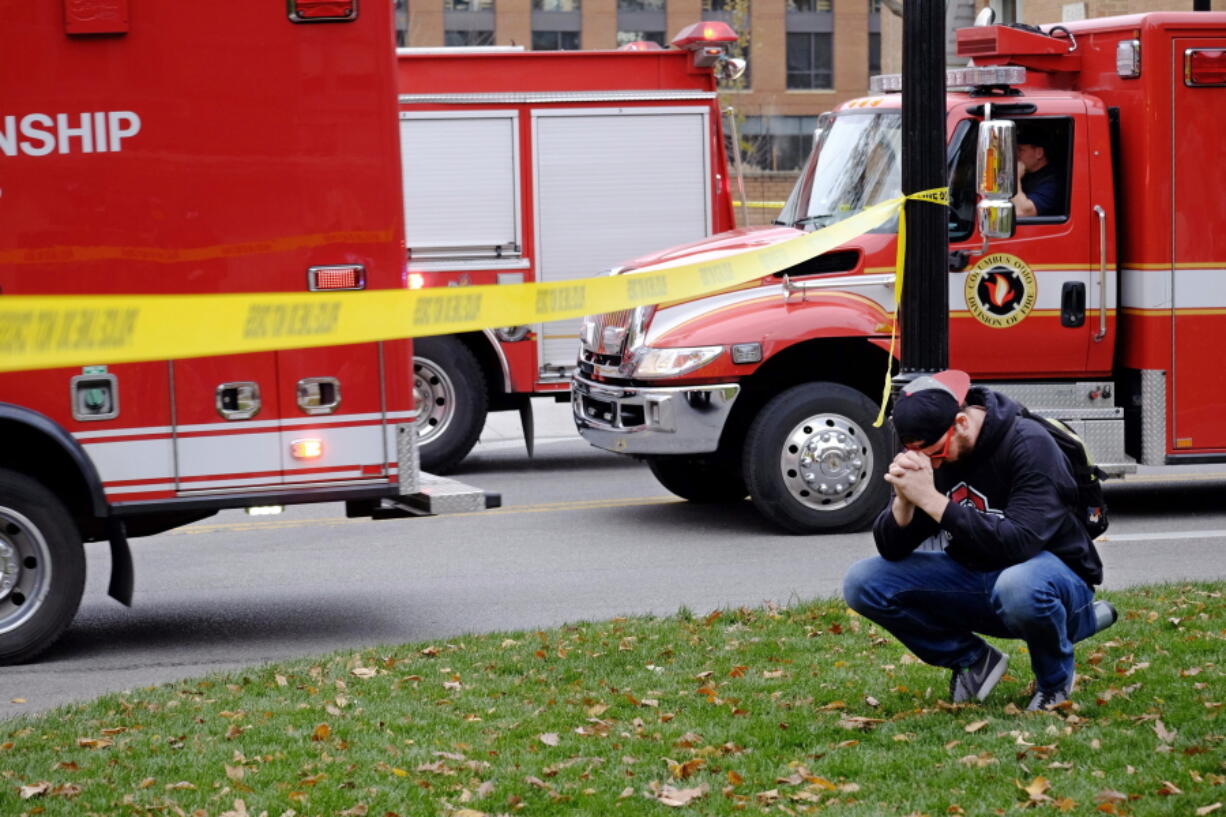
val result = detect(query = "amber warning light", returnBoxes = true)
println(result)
[291,439,324,460]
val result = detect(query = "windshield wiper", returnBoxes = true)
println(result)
[793,213,837,228]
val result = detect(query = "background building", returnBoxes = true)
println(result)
[394,0,1221,217]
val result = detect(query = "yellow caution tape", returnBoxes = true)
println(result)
[737,201,787,209]
[0,191,944,374]
[873,187,951,427]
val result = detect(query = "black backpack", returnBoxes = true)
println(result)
[1019,407,1109,538]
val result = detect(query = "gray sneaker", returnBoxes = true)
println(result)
[1027,677,1074,711]
[1093,600,1118,634]
[949,645,1009,703]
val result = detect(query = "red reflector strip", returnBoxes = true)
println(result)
[1187,49,1226,86]
[309,265,365,291]
[290,0,357,21]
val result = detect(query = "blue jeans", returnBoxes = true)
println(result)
[842,550,1098,693]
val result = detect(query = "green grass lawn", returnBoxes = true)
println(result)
[2,583,1223,817]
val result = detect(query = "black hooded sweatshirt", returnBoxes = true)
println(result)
[873,387,1104,587]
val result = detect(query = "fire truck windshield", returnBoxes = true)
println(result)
[779,111,902,232]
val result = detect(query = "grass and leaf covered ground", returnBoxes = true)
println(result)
[2,583,1223,817]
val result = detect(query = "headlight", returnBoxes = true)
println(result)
[632,346,723,379]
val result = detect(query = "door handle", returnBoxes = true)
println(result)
[216,382,261,420]
[1061,281,1086,328]
[1093,204,1108,342]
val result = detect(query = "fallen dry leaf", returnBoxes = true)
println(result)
[538,732,559,747]
[1020,776,1052,804]
[965,720,989,733]
[1195,804,1222,816]
[19,782,50,800]
[1154,720,1177,743]
[667,758,705,780]
[959,752,997,768]
[311,723,331,742]
[1157,780,1183,796]
[618,786,635,800]
[165,781,196,790]
[1094,789,1128,804]
[350,667,377,679]
[338,804,368,816]
[656,783,710,807]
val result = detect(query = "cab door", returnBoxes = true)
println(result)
[944,102,1111,379]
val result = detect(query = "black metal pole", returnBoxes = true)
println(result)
[898,0,949,378]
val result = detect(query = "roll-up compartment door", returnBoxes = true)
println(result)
[400,110,521,258]
[533,107,712,375]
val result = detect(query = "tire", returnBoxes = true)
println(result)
[742,382,891,534]
[414,336,489,475]
[0,469,86,665]
[646,455,748,503]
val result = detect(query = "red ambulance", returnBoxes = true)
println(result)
[0,1,488,663]
[574,12,1226,534]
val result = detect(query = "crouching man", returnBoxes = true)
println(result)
[842,370,1114,710]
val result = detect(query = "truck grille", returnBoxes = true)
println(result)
[587,309,632,356]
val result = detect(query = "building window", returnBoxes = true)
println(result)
[534,0,580,49]
[618,0,666,55]
[868,0,881,76]
[787,32,833,88]
[445,0,495,46]
[738,115,820,172]
[394,0,408,47]
[445,29,495,45]
[533,30,580,49]
[786,0,833,89]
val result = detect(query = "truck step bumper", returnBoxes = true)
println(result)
[571,374,739,455]
[406,472,499,514]
[366,473,498,519]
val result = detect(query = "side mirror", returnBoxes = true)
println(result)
[977,200,1016,241]
[976,119,1017,239]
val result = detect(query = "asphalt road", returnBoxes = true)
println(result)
[3,399,1225,718]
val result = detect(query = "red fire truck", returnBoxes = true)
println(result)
[573,12,1226,534]
[0,2,488,664]
[396,29,740,472]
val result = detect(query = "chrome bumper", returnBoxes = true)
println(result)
[572,374,740,455]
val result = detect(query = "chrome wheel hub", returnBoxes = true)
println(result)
[413,357,457,446]
[0,509,52,635]
[779,412,873,512]
[0,537,18,601]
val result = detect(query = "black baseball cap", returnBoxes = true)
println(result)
[891,369,972,447]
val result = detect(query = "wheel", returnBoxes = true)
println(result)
[742,382,891,534]
[646,455,748,503]
[413,336,489,475]
[0,469,86,665]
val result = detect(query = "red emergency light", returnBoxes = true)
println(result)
[619,41,665,51]
[1187,49,1226,87]
[289,0,358,22]
[670,21,738,50]
[309,265,365,291]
